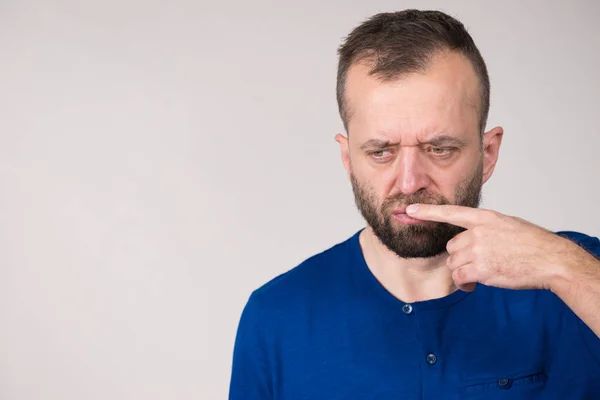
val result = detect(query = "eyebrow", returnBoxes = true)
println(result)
[359,139,399,151]
[359,135,469,151]
[421,135,469,147]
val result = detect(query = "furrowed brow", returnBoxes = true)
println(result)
[422,135,469,147]
[359,139,399,151]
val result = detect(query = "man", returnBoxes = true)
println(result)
[229,9,600,399]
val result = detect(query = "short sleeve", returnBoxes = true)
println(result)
[556,231,600,365]
[228,292,273,400]
[556,231,600,258]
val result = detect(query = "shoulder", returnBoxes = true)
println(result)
[245,230,360,312]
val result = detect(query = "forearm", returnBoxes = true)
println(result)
[550,244,600,338]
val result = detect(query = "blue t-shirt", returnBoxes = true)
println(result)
[229,230,600,399]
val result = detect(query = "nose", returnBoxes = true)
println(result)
[393,147,431,196]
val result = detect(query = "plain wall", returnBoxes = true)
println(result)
[1,0,599,398]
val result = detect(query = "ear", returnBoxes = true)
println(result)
[335,133,351,176]
[481,126,504,184]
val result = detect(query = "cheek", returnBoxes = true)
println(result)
[353,175,389,211]
[428,168,469,203]
[445,165,482,203]
[351,161,389,194]
[371,173,401,201]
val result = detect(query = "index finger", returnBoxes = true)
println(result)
[405,204,485,229]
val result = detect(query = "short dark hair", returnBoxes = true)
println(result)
[336,9,490,135]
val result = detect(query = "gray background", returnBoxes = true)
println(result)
[1,0,598,399]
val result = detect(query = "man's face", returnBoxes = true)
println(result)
[337,51,501,258]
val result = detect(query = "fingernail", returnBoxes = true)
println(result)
[406,204,419,214]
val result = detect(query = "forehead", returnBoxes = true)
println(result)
[345,51,481,142]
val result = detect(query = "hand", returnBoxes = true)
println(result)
[405,204,578,292]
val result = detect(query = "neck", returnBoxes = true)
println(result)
[359,227,457,303]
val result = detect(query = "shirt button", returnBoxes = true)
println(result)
[402,304,413,315]
[497,378,511,388]
[426,353,437,365]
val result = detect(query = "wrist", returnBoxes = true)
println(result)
[547,259,573,296]
[546,237,595,296]
[546,237,579,295]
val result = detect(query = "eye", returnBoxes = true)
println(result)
[369,149,393,160]
[428,147,455,157]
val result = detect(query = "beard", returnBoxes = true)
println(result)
[350,164,483,259]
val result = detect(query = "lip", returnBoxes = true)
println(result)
[391,206,408,214]
[391,213,423,225]
[391,210,424,225]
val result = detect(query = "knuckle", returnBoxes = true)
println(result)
[453,267,466,283]
[446,239,456,252]
[484,209,500,221]
[446,254,457,268]
[489,209,500,217]
[471,226,484,238]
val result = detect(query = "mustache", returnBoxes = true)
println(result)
[381,191,449,210]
